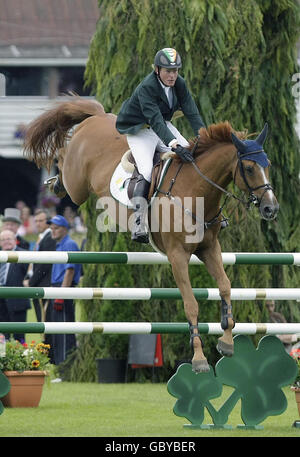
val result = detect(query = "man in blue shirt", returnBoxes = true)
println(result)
[50,215,82,368]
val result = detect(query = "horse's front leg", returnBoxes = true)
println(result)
[196,240,234,357]
[167,247,210,373]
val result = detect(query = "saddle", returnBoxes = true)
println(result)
[122,149,174,201]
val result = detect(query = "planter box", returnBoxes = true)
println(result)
[1,371,47,407]
[291,386,300,415]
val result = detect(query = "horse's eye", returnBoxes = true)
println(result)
[245,165,254,175]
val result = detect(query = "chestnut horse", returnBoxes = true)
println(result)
[23,97,279,373]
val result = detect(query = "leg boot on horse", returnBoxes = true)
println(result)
[131,175,150,244]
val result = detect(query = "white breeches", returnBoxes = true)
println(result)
[126,121,189,182]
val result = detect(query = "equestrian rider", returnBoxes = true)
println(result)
[116,48,205,243]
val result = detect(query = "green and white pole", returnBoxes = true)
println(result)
[0,287,299,300]
[0,251,300,265]
[0,322,299,335]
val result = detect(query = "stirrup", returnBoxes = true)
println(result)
[131,230,149,244]
[220,297,236,330]
[188,322,203,350]
[44,176,58,186]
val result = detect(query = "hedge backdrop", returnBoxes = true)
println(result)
[62,0,300,382]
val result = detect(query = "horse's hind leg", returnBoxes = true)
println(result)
[196,240,234,357]
[167,247,210,373]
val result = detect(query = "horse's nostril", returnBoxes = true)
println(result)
[262,204,278,220]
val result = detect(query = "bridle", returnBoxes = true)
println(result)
[234,149,273,208]
[190,137,273,210]
[157,136,274,229]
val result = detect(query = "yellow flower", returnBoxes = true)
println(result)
[31,360,40,368]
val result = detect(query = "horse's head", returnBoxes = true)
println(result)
[231,124,279,220]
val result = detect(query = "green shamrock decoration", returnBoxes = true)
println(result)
[167,364,224,427]
[167,335,298,429]
[0,369,10,415]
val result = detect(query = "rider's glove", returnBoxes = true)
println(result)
[171,145,194,163]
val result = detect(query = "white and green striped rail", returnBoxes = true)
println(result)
[0,251,300,265]
[0,322,299,335]
[0,287,299,300]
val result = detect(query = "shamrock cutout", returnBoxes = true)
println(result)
[0,369,10,415]
[216,334,298,426]
[167,363,223,425]
[167,335,298,428]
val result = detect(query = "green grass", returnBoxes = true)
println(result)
[0,383,299,437]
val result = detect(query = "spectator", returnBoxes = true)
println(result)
[266,300,298,354]
[19,206,36,236]
[1,208,29,250]
[0,230,31,342]
[63,206,87,234]
[23,209,56,322]
[49,215,82,369]
[14,123,27,141]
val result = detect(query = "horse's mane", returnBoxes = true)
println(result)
[192,121,248,156]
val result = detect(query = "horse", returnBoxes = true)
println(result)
[23,96,279,373]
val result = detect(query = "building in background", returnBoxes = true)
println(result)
[0,0,99,213]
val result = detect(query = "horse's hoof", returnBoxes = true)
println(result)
[216,339,234,357]
[192,359,210,373]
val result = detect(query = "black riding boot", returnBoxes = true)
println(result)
[131,176,150,244]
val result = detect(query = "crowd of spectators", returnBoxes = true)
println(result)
[0,203,86,381]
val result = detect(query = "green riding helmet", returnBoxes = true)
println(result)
[154,48,182,69]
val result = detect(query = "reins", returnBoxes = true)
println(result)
[156,135,273,229]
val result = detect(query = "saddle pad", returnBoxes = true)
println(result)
[110,162,133,207]
[110,159,172,208]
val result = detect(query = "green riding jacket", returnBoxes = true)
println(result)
[116,71,205,146]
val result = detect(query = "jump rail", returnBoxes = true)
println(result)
[0,322,300,335]
[0,251,300,265]
[0,287,300,300]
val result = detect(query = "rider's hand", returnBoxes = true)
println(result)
[171,145,194,163]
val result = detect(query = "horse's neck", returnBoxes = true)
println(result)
[194,143,235,183]
[193,144,236,208]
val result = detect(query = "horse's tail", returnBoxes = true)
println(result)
[23,96,105,171]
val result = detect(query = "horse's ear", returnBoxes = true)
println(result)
[231,132,247,153]
[256,123,268,146]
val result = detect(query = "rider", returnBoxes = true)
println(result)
[116,47,205,243]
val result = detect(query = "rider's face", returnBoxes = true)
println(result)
[157,67,178,86]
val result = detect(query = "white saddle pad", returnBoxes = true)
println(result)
[110,158,172,208]
[110,162,133,208]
